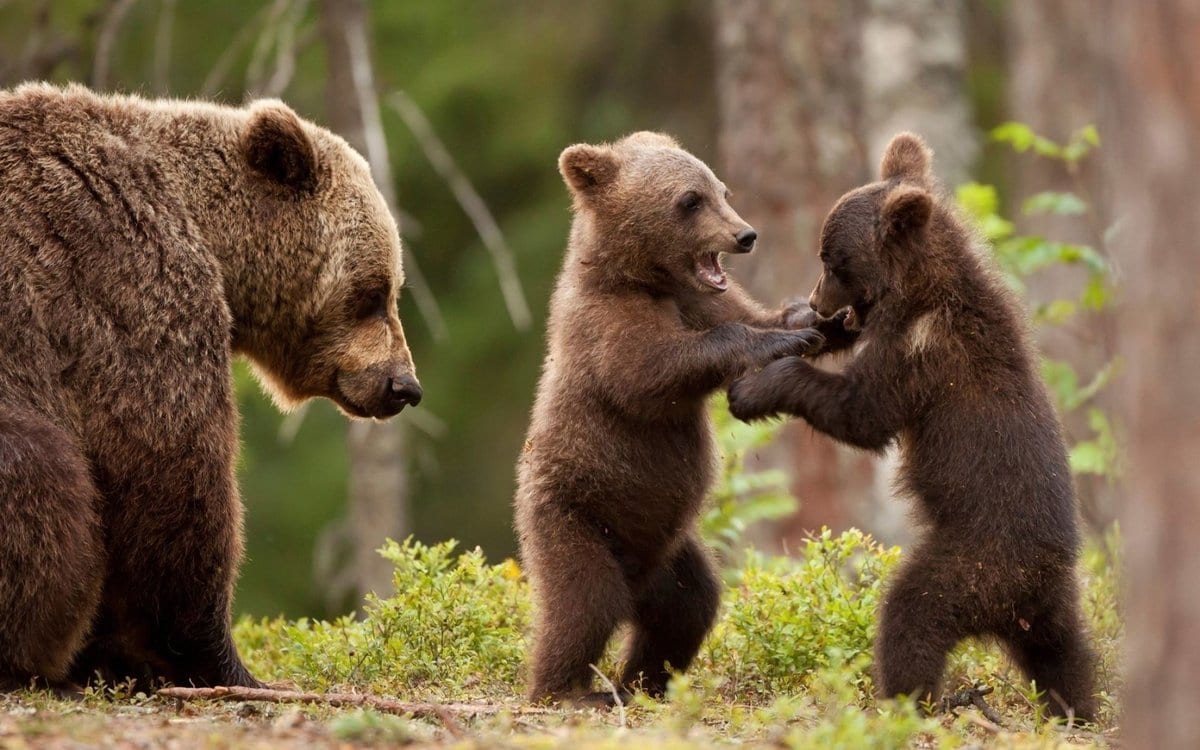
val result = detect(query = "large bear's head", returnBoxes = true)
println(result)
[233,101,420,419]
[808,132,937,330]
[557,132,758,294]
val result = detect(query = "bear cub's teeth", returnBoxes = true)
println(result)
[696,252,729,292]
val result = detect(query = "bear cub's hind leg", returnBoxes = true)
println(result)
[1003,588,1098,722]
[875,543,972,708]
[525,516,632,702]
[620,536,719,696]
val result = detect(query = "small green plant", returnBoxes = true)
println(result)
[698,529,900,701]
[702,393,799,563]
[957,123,1121,482]
[237,538,530,698]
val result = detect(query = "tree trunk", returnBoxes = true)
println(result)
[1006,0,1117,529]
[1101,2,1200,745]
[319,0,409,603]
[713,0,974,544]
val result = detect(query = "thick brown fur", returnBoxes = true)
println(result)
[516,133,823,703]
[728,132,1098,721]
[0,84,419,690]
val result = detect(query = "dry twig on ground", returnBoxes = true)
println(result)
[157,685,561,721]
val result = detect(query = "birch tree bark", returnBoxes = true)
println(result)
[319,0,408,603]
[1101,2,1200,745]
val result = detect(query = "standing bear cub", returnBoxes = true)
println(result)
[728,133,1097,720]
[0,84,420,690]
[516,132,824,703]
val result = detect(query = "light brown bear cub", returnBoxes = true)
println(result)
[515,132,824,703]
[0,84,420,691]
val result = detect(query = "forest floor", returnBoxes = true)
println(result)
[0,530,1123,749]
[0,687,1119,750]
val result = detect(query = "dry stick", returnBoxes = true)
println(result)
[151,0,174,94]
[92,0,139,89]
[941,682,1005,727]
[588,664,627,730]
[157,686,559,720]
[339,18,446,340]
[388,91,532,332]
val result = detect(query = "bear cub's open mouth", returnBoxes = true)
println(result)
[695,252,729,292]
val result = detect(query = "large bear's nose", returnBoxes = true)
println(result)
[735,228,757,251]
[385,374,423,410]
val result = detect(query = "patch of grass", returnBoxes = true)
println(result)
[2,530,1121,748]
[228,529,1122,747]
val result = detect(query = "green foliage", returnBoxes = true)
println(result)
[956,123,1121,482]
[238,538,529,698]
[702,394,799,563]
[698,529,900,701]
[991,122,1100,165]
[225,529,1120,746]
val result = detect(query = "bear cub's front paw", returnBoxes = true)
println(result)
[728,369,783,422]
[776,328,825,359]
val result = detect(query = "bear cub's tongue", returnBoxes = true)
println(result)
[696,252,729,292]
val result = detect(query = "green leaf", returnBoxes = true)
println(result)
[990,122,1036,151]
[956,181,1000,218]
[1069,441,1108,475]
[1081,273,1113,310]
[1035,299,1077,325]
[1041,358,1079,410]
[1022,191,1087,216]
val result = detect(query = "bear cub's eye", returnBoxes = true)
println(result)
[353,286,391,320]
[678,191,703,213]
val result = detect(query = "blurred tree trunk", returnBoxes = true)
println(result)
[320,0,408,604]
[1006,0,1117,528]
[1101,2,1200,745]
[713,0,974,544]
[861,0,977,187]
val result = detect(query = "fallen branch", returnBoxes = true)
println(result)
[589,664,627,729]
[941,682,1004,727]
[157,686,559,720]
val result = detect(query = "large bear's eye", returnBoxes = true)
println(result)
[678,191,703,213]
[353,285,390,320]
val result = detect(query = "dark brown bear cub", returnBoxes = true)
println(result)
[728,133,1097,721]
[516,132,823,703]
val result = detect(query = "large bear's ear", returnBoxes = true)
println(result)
[880,184,933,242]
[880,132,932,184]
[558,143,618,197]
[242,101,319,193]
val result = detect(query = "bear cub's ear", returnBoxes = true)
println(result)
[881,184,933,241]
[558,143,619,197]
[243,101,320,193]
[880,132,932,184]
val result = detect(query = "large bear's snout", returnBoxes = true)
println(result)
[383,373,423,413]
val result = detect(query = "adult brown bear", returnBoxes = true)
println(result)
[0,84,420,690]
